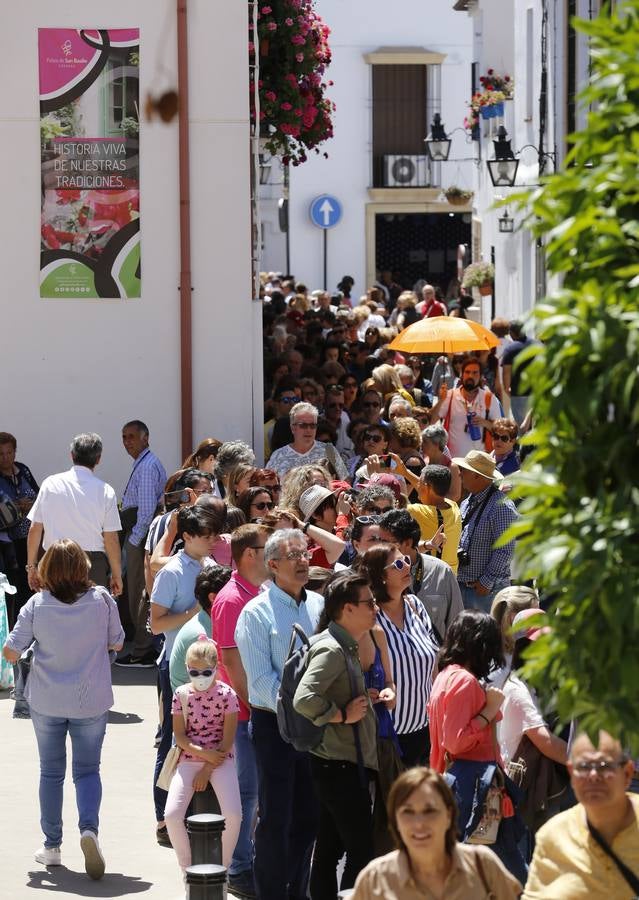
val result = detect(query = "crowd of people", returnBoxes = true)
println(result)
[1,274,637,899]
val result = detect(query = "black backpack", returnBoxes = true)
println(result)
[277,624,334,752]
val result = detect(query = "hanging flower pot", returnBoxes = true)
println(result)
[493,101,504,117]
[480,106,492,120]
[479,282,494,296]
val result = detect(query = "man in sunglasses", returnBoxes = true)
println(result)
[323,384,354,460]
[235,529,324,900]
[524,730,639,899]
[359,389,386,427]
[377,509,463,644]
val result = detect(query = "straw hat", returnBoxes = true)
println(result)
[452,449,503,481]
[299,485,336,521]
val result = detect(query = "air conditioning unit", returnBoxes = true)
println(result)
[383,155,431,187]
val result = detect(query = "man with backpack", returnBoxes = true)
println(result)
[235,529,323,900]
[293,572,379,900]
[432,355,502,457]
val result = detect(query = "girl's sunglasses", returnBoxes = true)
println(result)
[188,668,215,678]
[385,555,412,571]
[253,501,274,511]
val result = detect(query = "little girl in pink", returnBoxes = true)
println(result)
[165,635,241,871]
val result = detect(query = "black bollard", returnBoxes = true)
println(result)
[191,783,221,815]
[187,813,225,866]
[185,863,226,900]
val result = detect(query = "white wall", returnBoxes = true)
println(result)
[260,0,474,293]
[1,0,253,491]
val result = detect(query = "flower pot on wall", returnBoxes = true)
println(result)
[479,282,494,296]
[493,101,504,116]
[446,194,471,207]
[480,106,492,120]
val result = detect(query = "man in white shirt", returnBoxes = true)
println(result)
[26,433,122,596]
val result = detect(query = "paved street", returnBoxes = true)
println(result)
[1,662,240,899]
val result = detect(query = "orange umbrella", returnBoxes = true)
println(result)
[388,316,499,353]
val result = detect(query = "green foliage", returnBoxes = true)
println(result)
[509,1,639,748]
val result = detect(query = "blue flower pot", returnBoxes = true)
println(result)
[493,101,504,117]
[480,106,492,120]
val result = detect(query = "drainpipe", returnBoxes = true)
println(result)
[177,0,193,459]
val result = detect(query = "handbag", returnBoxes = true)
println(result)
[156,687,189,791]
[506,732,568,827]
[466,764,504,845]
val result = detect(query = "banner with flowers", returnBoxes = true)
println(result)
[39,28,140,299]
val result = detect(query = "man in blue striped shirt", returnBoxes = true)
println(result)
[453,450,519,613]
[118,420,166,667]
[235,528,323,900]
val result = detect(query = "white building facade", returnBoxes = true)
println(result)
[1,1,256,490]
[451,0,608,322]
[259,0,476,299]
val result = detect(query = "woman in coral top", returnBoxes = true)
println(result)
[428,609,527,884]
[428,610,505,773]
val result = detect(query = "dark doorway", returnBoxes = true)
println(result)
[375,212,471,291]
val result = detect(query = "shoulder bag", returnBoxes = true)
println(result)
[587,818,639,895]
[474,849,497,899]
[156,688,190,791]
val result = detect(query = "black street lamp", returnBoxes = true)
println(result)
[424,114,452,162]
[487,126,519,187]
[498,209,514,233]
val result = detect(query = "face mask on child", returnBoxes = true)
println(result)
[188,667,217,692]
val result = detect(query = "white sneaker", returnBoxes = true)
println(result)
[35,846,61,866]
[80,830,105,880]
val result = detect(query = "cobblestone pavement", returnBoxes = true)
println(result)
[1,663,241,899]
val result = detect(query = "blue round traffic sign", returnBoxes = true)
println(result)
[309,194,342,229]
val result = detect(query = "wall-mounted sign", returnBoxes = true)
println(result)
[39,28,141,299]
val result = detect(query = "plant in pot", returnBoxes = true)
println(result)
[462,261,495,295]
[444,186,473,206]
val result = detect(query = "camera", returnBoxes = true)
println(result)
[457,549,470,567]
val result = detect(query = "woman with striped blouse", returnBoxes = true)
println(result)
[360,543,439,767]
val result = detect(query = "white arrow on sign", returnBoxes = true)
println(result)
[319,198,334,226]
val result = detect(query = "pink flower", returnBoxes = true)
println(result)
[261,5,272,12]
[265,91,277,102]
[291,34,305,45]
[285,17,294,25]
[248,41,255,52]
[267,21,277,31]
[281,102,292,110]
[294,108,302,116]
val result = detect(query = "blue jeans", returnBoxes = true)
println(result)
[30,710,108,849]
[459,578,511,613]
[153,656,173,821]
[229,720,258,876]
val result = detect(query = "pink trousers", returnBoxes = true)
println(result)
[164,757,242,870]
